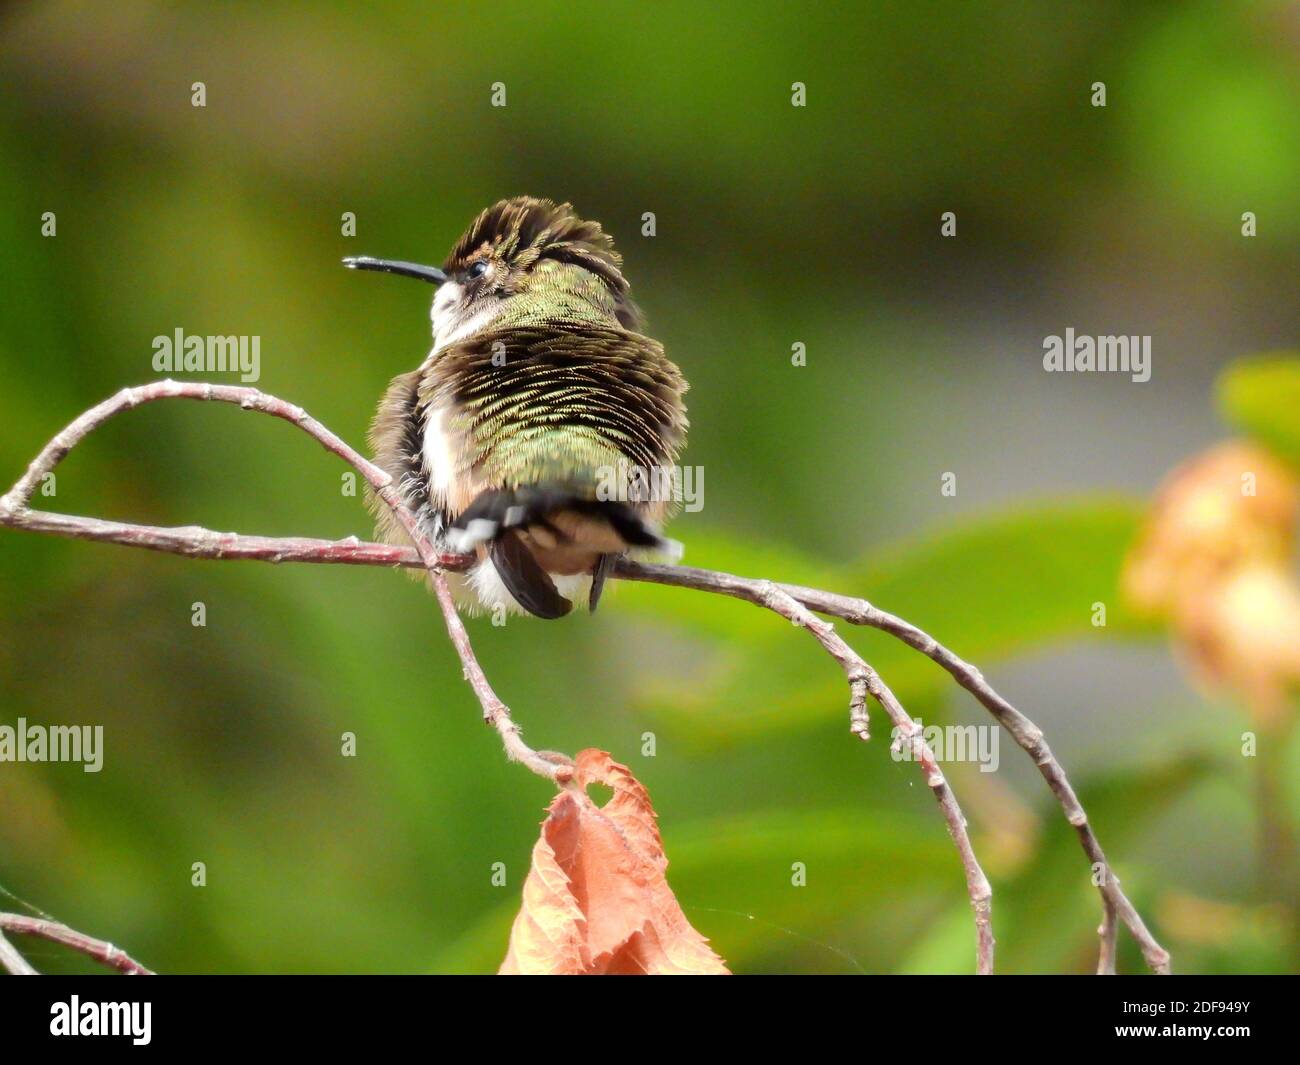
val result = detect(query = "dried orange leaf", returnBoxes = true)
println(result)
[499,749,729,975]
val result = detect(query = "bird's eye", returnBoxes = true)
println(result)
[467,261,489,280]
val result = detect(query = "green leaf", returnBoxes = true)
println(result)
[1218,353,1300,470]
[634,497,1154,741]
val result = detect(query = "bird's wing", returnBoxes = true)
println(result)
[366,367,440,551]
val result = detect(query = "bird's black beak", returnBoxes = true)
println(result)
[342,256,447,285]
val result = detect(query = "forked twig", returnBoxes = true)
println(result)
[745,580,994,973]
[616,561,1172,974]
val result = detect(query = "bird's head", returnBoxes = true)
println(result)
[344,197,641,347]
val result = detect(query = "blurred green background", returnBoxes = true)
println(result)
[1,1,1297,974]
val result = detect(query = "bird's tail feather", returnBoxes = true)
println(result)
[446,486,675,619]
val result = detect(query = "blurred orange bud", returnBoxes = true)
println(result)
[1184,562,1300,729]
[1123,441,1300,727]
[1124,441,1297,615]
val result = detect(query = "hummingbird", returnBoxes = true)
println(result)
[345,197,689,619]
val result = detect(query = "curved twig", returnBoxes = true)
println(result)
[0,380,560,781]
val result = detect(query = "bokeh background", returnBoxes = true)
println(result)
[1,1,1297,974]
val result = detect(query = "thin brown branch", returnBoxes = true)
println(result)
[0,914,154,975]
[1,508,469,570]
[0,380,1174,973]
